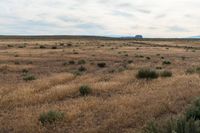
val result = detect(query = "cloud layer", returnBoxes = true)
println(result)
[0,0,200,37]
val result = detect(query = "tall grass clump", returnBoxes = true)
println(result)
[136,68,159,79]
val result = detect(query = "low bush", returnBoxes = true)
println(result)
[79,85,91,96]
[23,74,36,81]
[144,98,200,133]
[162,60,171,65]
[160,70,172,77]
[69,60,75,65]
[52,46,57,49]
[97,62,106,68]
[78,66,86,72]
[136,68,159,79]
[39,110,64,125]
[39,45,46,49]
[78,60,86,65]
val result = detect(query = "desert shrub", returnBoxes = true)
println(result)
[78,60,86,65]
[39,45,46,49]
[59,43,64,46]
[52,46,57,49]
[186,68,196,74]
[23,74,36,81]
[78,66,86,72]
[156,67,162,70]
[182,56,186,60]
[160,70,172,77]
[186,98,200,120]
[144,118,200,133]
[186,67,200,74]
[39,110,64,125]
[79,85,91,96]
[162,60,171,65]
[144,98,200,133]
[124,54,129,57]
[136,68,159,79]
[161,57,165,59]
[14,61,20,65]
[128,60,133,64]
[97,62,106,68]
[73,52,79,54]
[146,57,151,60]
[196,67,200,73]
[7,44,13,47]
[22,69,29,73]
[18,45,25,48]
[69,60,75,64]
[67,43,72,47]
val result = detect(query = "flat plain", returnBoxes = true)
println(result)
[0,37,200,133]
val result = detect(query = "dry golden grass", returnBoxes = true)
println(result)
[0,38,200,133]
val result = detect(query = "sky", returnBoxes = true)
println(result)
[0,0,200,38]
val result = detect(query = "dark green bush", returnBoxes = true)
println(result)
[52,46,57,49]
[78,66,86,72]
[186,68,196,74]
[146,57,151,60]
[162,60,171,65]
[22,69,29,73]
[97,62,106,68]
[39,45,46,49]
[39,110,64,125]
[128,60,133,64]
[160,70,172,77]
[79,85,91,96]
[78,60,86,65]
[136,68,159,79]
[23,74,36,81]
[186,99,200,120]
[69,60,75,65]
[144,98,200,133]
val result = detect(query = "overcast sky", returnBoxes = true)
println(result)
[0,0,200,37]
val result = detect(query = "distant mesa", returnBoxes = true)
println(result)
[135,35,143,39]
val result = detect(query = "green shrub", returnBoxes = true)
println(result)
[78,66,86,72]
[156,67,162,70]
[162,60,171,65]
[146,57,151,60]
[186,99,200,120]
[39,45,46,49]
[144,98,200,133]
[39,110,64,125]
[79,85,91,96]
[14,61,20,65]
[186,67,200,75]
[160,70,172,77]
[23,74,36,81]
[136,68,159,79]
[22,69,29,73]
[196,67,200,73]
[52,46,57,49]
[78,60,86,65]
[186,68,196,74]
[128,60,133,64]
[97,62,106,68]
[69,60,75,65]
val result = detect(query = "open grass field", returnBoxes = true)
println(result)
[0,37,200,133]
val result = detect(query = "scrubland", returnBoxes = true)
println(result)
[0,38,200,133]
